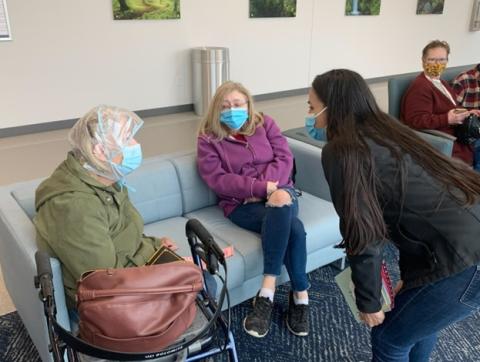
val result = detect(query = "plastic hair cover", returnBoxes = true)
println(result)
[68,105,144,183]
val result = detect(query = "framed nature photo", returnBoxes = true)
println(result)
[250,0,297,18]
[416,0,445,15]
[112,0,180,20]
[345,0,381,16]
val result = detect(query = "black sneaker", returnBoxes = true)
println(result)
[243,294,273,338]
[286,291,309,336]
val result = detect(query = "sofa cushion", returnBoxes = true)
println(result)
[170,153,217,214]
[126,159,183,224]
[186,192,342,281]
[143,216,245,290]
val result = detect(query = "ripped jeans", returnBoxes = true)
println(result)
[228,187,309,291]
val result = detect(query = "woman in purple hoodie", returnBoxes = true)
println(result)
[197,81,309,339]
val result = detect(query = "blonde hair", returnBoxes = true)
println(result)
[198,81,264,139]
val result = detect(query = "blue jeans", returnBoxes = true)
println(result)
[371,264,480,362]
[473,139,480,171]
[228,188,309,291]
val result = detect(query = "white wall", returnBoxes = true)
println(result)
[1,0,479,128]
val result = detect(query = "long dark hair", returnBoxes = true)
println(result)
[312,69,480,255]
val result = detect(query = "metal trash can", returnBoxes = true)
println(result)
[192,47,230,116]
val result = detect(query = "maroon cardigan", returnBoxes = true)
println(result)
[400,72,473,165]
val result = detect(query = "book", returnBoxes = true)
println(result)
[334,261,394,323]
[146,245,236,267]
[145,245,184,265]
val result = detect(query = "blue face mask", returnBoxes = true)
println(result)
[305,107,328,141]
[220,108,248,130]
[112,143,143,177]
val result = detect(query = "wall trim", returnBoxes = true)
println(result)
[1,64,475,139]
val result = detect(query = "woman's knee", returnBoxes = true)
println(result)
[266,189,292,207]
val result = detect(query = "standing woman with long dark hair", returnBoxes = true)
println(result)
[307,69,480,361]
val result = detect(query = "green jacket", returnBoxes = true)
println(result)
[34,152,161,308]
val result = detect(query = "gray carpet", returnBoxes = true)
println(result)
[1,246,479,361]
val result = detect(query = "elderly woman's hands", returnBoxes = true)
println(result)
[159,237,178,251]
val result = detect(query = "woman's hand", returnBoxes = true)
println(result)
[447,109,469,125]
[359,310,385,327]
[266,181,279,197]
[393,280,403,295]
[159,237,178,251]
[469,109,480,117]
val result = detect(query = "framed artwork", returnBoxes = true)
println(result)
[112,0,180,20]
[416,0,445,15]
[0,0,11,41]
[345,0,381,16]
[471,0,480,31]
[249,0,297,18]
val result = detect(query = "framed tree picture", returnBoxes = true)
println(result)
[416,0,445,15]
[249,0,297,18]
[112,0,180,20]
[0,0,11,41]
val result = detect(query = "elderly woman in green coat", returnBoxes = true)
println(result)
[34,105,174,308]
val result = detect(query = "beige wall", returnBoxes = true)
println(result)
[0,0,477,128]
[0,81,387,186]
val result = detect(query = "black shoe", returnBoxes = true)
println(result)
[286,291,309,336]
[243,294,273,338]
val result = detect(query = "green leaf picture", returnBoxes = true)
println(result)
[112,0,180,20]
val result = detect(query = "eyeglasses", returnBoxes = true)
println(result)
[425,58,448,64]
[221,100,248,110]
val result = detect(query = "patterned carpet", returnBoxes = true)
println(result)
[1,246,479,362]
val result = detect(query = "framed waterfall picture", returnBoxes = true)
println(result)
[345,0,381,16]
[112,0,181,20]
[0,0,11,41]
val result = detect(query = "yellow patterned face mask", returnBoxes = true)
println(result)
[423,62,447,78]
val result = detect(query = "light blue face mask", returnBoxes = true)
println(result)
[111,143,143,178]
[305,107,328,141]
[220,108,248,130]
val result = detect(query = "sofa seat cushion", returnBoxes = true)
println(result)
[186,191,342,281]
[298,192,342,253]
[143,216,246,290]
[185,207,262,281]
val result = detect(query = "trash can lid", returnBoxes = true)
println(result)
[192,47,229,63]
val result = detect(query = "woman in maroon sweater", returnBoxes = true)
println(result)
[401,40,478,165]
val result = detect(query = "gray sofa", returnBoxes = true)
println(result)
[0,139,344,362]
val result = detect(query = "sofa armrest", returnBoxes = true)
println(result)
[420,129,456,141]
[286,137,332,202]
[0,187,70,362]
[415,130,454,156]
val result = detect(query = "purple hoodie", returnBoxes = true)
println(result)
[197,114,294,216]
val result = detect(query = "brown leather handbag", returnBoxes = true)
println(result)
[76,261,203,353]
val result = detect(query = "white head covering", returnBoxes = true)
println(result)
[68,105,144,182]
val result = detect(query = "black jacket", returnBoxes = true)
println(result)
[322,140,480,313]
